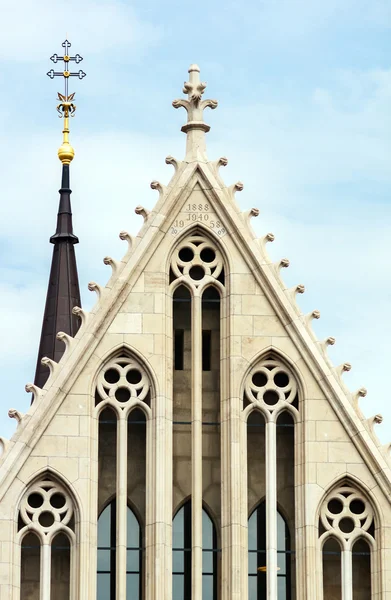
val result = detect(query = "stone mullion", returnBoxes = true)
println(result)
[41,542,51,600]
[342,549,353,600]
[191,292,203,599]
[116,415,128,600]
[265,417,278,600]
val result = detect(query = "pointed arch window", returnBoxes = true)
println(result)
[97,501,143,600]
[172,501,218,600]
[319,485,375,600]
[18,476,76,600]
[248,502,291,600]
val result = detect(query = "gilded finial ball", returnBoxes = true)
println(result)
[58,141,75,164]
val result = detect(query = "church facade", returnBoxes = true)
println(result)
[0,63,390,600]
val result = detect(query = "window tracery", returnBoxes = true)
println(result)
[95,355,151,408]
[169,233,225,288]
[244,358,298,417]
[18,477,75,539]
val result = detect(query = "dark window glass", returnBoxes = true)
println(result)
[248,503,292,600]
[97,501,142,600]
[172,501,218,600]
[202,330,212,371]
[175,330,185,370]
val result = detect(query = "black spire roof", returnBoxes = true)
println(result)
[34,163,81,389]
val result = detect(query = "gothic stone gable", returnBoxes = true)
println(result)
[0,65,391,599]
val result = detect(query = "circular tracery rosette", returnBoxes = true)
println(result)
[96,357,150,405]
[245,359,297,412]
[170,235,224,286]
[320,486,374,543]
[19,479,74,534]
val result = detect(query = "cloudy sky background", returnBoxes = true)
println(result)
[0,0,390,444]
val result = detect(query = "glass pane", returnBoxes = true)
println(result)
[127,507,140,548]
[97,549,111,572]
[173,508,184,548]
[126,573,139,599]
[202,510,213,549]
[277,551,287,575]
[173,549,184,573]
[248,550,257,574]
[277,512,287,551]
[323,538,342,600]
[248,575,257,600]
[202,574,214,600]
[51,533,71,600]
[173,574,184,600]
[127,549,139,572]
[277,576,287,599]
[98,504,111,547]
[21,533,40,600]
[353,539,371,600]
[97,573,111,600]
[202,548,213,573]
[248,511,257,550]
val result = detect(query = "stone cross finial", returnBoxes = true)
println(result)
[173,64,218,161]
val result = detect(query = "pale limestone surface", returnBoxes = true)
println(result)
[0,64,390,599]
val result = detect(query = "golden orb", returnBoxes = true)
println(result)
[58,141,75,164]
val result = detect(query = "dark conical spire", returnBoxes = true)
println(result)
[34,164,81,389]
[34,39,86,392]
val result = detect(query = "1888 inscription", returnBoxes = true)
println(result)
[170,203,226,236]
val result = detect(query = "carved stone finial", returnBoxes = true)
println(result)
[366,414,383,436]
[351,387,367,409]
[173,64,218,161]
[165,155,182,172]
[25,383,42,401]
[119,231,133,253]
[103,256,119,275]
[230,182,244,195]
[242,207,258,227]
[56,331,73,351]
[135,205,150,222]
[264,233,275,243]
[278,258,290,271]
[326,337,336,346]
[88,281,102,299]
[305,310,321,325]
[212,156,228,171]
[8,409,24,424]
[150,181,166,197]
[41,356,57,377]
[334,362,352,378]
[72,306,88,326]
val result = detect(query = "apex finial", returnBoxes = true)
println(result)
[172,64,218,161]
[47,40,86,164]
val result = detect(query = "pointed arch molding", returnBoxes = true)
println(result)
[1,155,390,509]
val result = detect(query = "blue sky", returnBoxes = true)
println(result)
[0,0,390,445]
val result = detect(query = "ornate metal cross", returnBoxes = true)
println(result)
[47,39,86,114]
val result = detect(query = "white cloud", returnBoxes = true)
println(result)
[0,0,162,62]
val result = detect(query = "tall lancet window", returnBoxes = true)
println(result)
[95,353,151,599]
[171,231,225,599]
[248,502,291,600]
[244,356,299,600]
[18,476,76,600]
[172,500,218,600]
[319,484,375,600]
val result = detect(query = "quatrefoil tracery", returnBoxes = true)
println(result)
[170,235,224,289]
[245,359,298,415]
[19,478,74,537]
[319,486,374,547]
[96,356,151,408]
